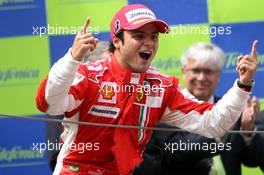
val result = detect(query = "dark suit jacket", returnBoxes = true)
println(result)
[221,111,264,174]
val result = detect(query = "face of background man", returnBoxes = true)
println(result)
[182,58,221,101]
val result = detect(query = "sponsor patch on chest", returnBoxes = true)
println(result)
[98,82,117,104]
[88,105,120,119]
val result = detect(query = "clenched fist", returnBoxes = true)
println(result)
[71,17,99,61]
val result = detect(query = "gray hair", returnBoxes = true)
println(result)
[181,42,225,70]
[84,41,109,62]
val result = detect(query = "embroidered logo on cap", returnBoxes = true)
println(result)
[114,20,121,33]
[125,8,155,22]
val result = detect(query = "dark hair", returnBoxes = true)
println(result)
[108,30,124,53]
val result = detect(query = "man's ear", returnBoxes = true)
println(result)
[181,67,185,73]
[113,35,121,49]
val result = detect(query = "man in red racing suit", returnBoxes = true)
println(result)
[36,4,259,175]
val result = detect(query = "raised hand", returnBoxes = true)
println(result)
[241,96,260,131]
[236,40,258,85]
[71,17,99,61]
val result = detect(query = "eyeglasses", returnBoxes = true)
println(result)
[185,68,220,76]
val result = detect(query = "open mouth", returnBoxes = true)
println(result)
[139,51,152,60]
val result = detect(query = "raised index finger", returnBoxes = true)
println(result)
[251,40,258,59]
[81,17,90,34]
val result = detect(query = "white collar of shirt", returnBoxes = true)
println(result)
[181,88,214,104]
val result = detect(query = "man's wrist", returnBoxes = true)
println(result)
[240,126,257,145]
[237,79,254,92]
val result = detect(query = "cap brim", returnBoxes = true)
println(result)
[123,19,169,33]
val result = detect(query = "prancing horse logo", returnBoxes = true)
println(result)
[114,20,120,33]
